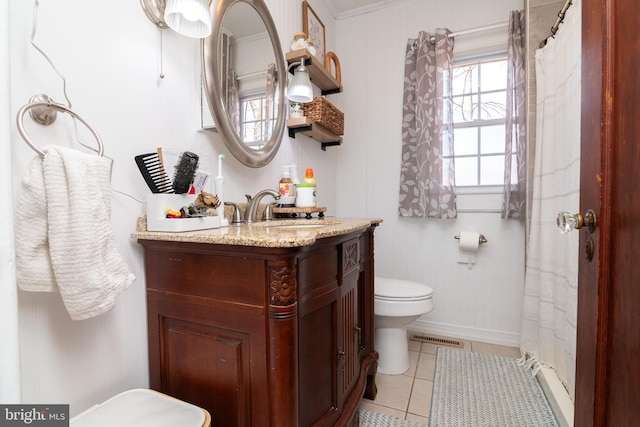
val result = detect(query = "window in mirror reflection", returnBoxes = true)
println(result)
[240,94,276,148]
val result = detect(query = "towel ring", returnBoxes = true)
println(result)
[16,94,104,157]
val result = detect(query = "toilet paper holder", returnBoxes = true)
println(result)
[454,233,488,245]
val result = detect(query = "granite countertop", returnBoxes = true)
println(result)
[132,216,382,248]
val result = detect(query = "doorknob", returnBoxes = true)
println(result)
[557,209,597,233]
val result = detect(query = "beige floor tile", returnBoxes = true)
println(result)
[420,340,471,355]
[471,341,521,358]
[402,350,420,378]
[369,373,414,411]
[415,352,436,381]
[407,378,432,417]
[358,399,407,419]
[408,339,422,353]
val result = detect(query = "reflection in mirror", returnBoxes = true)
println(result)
[203,0,286,167]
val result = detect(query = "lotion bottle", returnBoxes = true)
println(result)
[278,166,295,207]
[296,168,317,208]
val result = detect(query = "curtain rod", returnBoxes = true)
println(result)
[424,21,509,45]
[236,70,267,81]
[449,21,509,39]
[539,0,573,48]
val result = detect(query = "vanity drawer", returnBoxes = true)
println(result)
[145,250,266,306]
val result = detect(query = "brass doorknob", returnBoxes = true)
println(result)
[557,209,597,233]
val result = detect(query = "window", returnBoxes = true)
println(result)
[239,94,275,148]
[450,57,511,187]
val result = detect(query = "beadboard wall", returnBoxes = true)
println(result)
[334,0,526,346]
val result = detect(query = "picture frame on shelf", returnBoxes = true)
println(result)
[302,1,325,62]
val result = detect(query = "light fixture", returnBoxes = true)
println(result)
[140,0,212,39]
[287,62,313,104]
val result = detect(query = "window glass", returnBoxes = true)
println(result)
[480,125,505,154]
[479,90,506,120]
[481,61,508,92]
[480,155,505,185]
[240,95,274,147]
[454,127,478,156]
[454,157,479,186]
[453,64,478,95]
[453,94,478,123]
[451,56,510,187]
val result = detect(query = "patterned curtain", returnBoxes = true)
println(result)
[265,63,276,139]
[226,70,240,134]
[399,29,457,219]
[501,10,526,219]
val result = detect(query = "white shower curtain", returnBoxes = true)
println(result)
[0,0,22,403]
[520,0,581,401]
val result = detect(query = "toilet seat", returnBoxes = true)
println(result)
[375,277,433,302]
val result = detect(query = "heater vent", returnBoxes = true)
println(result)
[409,332,463,348]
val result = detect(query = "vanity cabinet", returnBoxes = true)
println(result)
[138,225,378,427]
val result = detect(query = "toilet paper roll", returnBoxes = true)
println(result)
[458,230,480,252]
[457,231,480,268]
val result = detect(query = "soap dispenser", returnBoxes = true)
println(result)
[278,166,296,207]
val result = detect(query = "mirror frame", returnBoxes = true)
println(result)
[202,0,286,168]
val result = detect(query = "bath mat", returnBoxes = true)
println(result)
[429,347,558,427]
[359,409,426,427]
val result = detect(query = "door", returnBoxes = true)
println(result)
[576,0,640,425]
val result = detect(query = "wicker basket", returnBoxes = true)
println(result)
[302,97,344,135]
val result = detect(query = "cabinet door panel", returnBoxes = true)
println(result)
[160,317,251,427]
[299,289,339,426]
[340,273,359,398]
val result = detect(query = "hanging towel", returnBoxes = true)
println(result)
[15,145,134,320]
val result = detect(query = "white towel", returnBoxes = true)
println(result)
[15,145,135,320]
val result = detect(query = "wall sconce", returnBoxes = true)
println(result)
[140,0,212,38]
[287,62,313,104]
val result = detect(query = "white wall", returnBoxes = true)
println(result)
[335,0,526,346]
[6,0,526,414]
[1,0,21,404]
[8,0,337,415]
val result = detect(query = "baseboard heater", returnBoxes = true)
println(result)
[408,332,464,348]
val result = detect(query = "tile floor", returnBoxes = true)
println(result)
[358,336,522,425]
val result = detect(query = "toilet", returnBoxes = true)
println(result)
[374,277,434,375]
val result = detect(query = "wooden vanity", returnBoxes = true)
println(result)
[135,218,380,426]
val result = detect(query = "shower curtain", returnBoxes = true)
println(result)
[520,0,581,401]
[0,0,21,402]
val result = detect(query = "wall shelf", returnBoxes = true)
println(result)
[287,117,342,151]
[286,49,343,95]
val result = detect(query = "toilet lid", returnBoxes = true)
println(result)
[375,277,433,301]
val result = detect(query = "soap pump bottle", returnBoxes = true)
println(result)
[278,166,295,207]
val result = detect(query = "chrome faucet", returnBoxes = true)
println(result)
[244,189,280,223]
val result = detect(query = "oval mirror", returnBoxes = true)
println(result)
[202,0,286,168]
